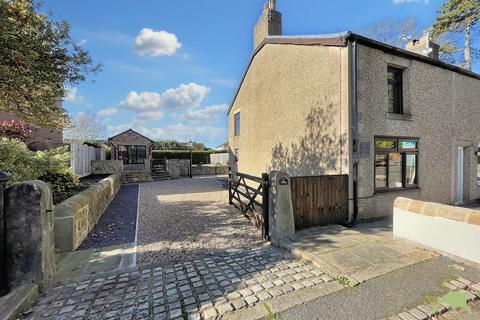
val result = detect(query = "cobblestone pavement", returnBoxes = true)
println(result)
[136,177,264,267]
[23,246,334,320]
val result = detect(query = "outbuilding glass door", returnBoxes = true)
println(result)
[118,145,146,164]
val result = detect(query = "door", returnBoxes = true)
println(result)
[455,146,464,205]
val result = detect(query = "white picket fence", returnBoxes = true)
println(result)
[210,153,229,165]
[70,142,106,177]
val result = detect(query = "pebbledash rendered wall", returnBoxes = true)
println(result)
[53,172,122,251]
[356,44,480,219]
[228,43,350,179]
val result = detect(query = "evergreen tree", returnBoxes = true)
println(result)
[432,0,480,70]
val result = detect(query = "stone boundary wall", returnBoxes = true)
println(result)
[192,165,229,176]
[91,160,123,175]
[54,173,122,251]
[167,159,190,178]
[393,197,480,263]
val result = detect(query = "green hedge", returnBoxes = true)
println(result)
[152,150,227,164]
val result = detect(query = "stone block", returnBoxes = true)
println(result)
[4,181,55,290]
[269,171,295,246]
[91,160,123,175]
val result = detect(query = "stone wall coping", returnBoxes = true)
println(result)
[54,172,121,218]
[394,197,480,226]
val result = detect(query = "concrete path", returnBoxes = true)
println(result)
[277,256,480,320]
[54,243,136,285]
[279,220,437,285]
[136,177,264,267]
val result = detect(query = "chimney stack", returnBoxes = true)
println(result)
[405,33,440,60]
[253,0,282,50]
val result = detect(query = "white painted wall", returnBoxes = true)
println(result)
[394,208,480,264]
[210,153,229,165]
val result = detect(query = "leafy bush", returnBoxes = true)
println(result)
[0,138,78,190]
[0,138,40,183]
[39,170,79,192]
[152,150,211,164]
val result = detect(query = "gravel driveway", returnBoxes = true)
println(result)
[136,177,264,267]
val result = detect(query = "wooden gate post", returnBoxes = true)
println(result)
[261,173,269,240]
[228,170,233,205]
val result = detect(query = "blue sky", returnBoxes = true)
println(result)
[43,0,447,147]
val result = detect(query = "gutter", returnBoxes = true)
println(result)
[346,38,359,228]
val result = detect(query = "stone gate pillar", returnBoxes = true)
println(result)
[268,171,295,246]
[4,181,55,291]
[0,171,10,295]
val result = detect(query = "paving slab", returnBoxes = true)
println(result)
[279,220,437,283]
[54,242,136,285]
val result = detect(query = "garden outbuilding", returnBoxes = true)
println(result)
[108,129,154,172]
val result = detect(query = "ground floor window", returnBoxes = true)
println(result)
[118,145,146,164]
[374,137,418,191]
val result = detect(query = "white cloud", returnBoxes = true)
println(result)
[118,83,210,113]
[97,108,118,116]
[162,83,210,109]
[133,28,182,57]
[119,91,163,112]
[392,0,429,3]
[182,104,228,121]
[134,111,165,121]
[64,87,85,105]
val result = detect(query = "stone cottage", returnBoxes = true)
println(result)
[228,1,480,221]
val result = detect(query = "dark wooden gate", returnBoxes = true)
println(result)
[290,174,349,230]
[228,171,269,240]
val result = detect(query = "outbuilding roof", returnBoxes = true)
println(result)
[107,128,154,144]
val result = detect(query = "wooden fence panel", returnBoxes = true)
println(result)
[290,174,348,230]
[70,142,104,177]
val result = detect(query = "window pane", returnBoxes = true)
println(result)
[375,139,396,150]
[138,146,146,164]
[234,112,240,136]
[400,140,417,150]
[406,154,417,186]
[375,154,387,188]
[387,67,403,114]
[388,153,403,188]
[388,84,395,113]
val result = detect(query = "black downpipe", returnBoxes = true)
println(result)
[346,39,359,228]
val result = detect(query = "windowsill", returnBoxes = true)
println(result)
[385,112,413,121]
[374,187,419,194]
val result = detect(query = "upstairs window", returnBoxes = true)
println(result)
[234,112,240,136]
[387,66,403,114]
[375,137,418,191]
